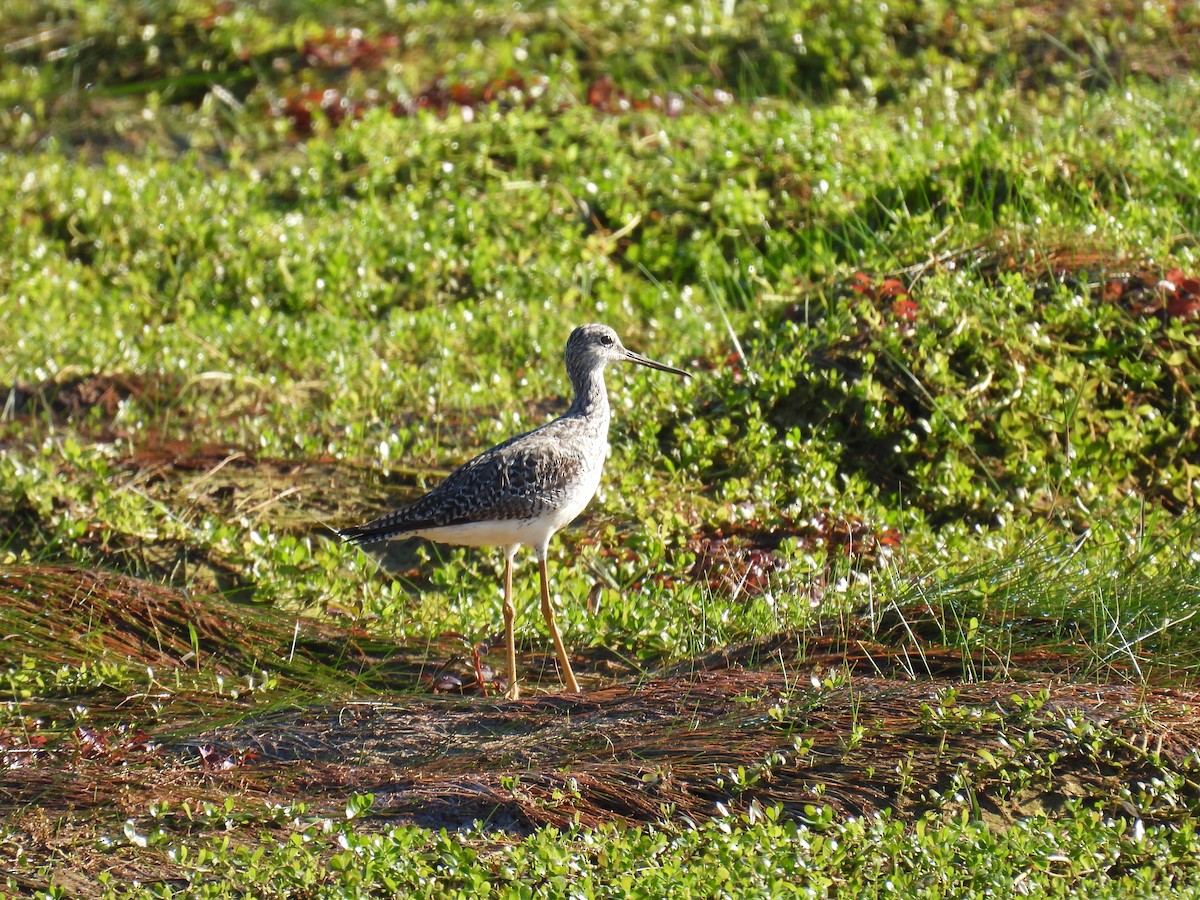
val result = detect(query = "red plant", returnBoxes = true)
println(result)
[850,271,919,323]
[301,29,399,71]
[1161,268,1200,319]
[1104,266,1200,320]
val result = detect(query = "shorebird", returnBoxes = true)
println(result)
[341,324,689,699]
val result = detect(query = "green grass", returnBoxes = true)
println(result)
[4,0,1200,894]
[49,804,1200,898]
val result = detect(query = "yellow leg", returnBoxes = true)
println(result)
[539,557,581,694]
[503,552,519,700]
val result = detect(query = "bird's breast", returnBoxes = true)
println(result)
[554,443,607,523]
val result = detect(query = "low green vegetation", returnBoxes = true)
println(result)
[49,803,1200,899]
[3,0,1200,895]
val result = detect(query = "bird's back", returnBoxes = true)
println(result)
[340,413,607,546]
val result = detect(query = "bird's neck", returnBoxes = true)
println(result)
[566,366,611,425]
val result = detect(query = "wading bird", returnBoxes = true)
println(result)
[341,324,689,699]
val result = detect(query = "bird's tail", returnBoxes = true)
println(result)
[338,521,394,545]
[338,510,428,545]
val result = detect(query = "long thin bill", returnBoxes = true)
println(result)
[625,348,691,377]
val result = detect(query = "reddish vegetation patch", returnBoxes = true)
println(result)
[576,514,900,607]
[272,72,542,134]
[1104,267,1200,321]
[300,28,399,71]
[126,434,252,471]
[583,73,732,117]
[684,512,901,599]
[789,254,1200,328]
[268,26,736,135]
[1,373,156,422]
[780,269,920,331]
[849,270,918,323]
[270,70,734,135]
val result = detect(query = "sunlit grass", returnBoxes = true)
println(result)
[54,801,1200,899]
[4,0,1200,894]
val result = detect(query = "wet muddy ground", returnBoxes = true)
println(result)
[3,563,1199,893]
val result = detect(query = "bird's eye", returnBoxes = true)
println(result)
[599,334,615,346]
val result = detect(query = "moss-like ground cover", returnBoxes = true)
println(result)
[3,0,1200,895]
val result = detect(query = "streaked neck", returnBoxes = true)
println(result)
[566,364,610,423]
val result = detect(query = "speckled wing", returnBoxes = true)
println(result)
[340,436,586,545]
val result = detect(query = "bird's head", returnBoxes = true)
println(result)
[565,323,690,378]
